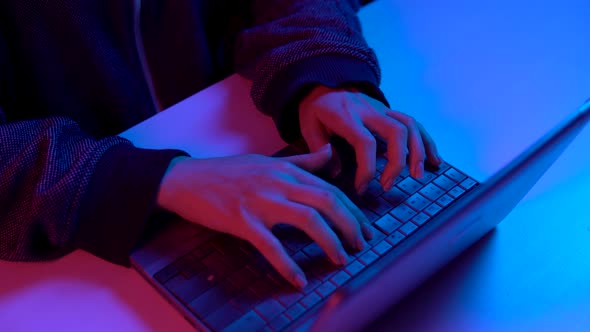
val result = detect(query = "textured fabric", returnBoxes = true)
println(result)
[0,0,386,266]
[235,0,388,142]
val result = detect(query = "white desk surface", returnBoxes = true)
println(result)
[2,1,589,331]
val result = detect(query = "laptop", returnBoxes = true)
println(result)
[129,98,590,332]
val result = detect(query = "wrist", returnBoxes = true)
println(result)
[157,156,191,209]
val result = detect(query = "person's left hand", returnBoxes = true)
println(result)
[298,85,443,195]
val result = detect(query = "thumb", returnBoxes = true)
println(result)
[283,143,332,172]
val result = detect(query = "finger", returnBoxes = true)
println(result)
[385,110,427,179]
[280,166,373,242]
[325,117,376,194]
[301,122,341,178]
[276,200,349,266]
[283,143,332,172]
[247,222,308,289]
[416,122,443,165]
[364,113,408,190]
[284,183,366,251]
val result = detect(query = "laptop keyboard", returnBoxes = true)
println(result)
[153,155,478,331]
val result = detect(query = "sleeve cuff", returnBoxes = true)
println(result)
[259,54,390,143]
[75,143,188,266]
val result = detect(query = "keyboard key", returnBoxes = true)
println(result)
[460,178,477,190]
[448,185,466,198]
[230,289,261,313]
[399,222,418,236]
[426,161,450,174]
[358,250,379,266]
[227,266,260,290]
[165,272,216,304]
[366,179,384,197]
[363,196,393,216]
[399,167,410,178]
[419,183,445,201]
[204,302,243,331]
[315,281,337,298]
[445,168,467,182]
[405,193,431,211]
[189,280,239,318]
[352,225,386,258]
[360,208,380,223]
[390,204,417,223]
[424,203,443,217]
[249,276,280,299]
[284,303,306,320]
[298,273,321,294]
[181,261,205,279]
[374,214,402,235]
[300,292,322,309]
[381,186,408,207]
[385,231,406,246]
[190,242,215,259]
[273,285,304,308]
[201,251,233,281]
[437,194,454,207]
[224,310,266,332]
[397,177,422,194]
[412,213,430,226]
[302,242,327,260]
[277,227,313,253]
[329,270,351,286]
[413,168,438,184]
[344,260,366,276]
[269,314,291,331]
[291,251,312,270]
[372,240,393,256]
[254,298,285,322]
[308,259,339,282]
[154,263,179,284]
[366,224,386,246]
[433,175,456,190]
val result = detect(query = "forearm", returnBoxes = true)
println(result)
[0,114,186,265]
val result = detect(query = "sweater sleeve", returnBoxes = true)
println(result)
[233,0,390,144]
[0,112,187,266]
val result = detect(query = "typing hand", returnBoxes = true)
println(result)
[299,85,443,194]
[156,145,372,289]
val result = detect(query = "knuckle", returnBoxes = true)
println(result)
[316,189,338,210]
[384,118,406,137]
[356,132,376,150]
[276,160,295,172]
[404,115,417,128]
[299,207,321,227]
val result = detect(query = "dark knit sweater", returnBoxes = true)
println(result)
[0,0,387,266]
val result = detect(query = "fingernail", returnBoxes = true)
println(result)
[358,183,368,195]
[329,162,341,178]
[338,251,349,265]
[294,273,307,289]
[384,178,394,191]
[364,225,374,240]
[356,238,366,251]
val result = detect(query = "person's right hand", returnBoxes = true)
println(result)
[156,144,372,289]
